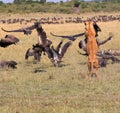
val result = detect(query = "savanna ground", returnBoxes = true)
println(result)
[0,12,120,113]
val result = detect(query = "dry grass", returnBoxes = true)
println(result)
[0,13,120,113]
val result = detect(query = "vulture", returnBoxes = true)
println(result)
[97,50,120,64]
[78,21,113,55]
[36,23,52,47]
[50,22,101,41]
[106,49,120,56]
[98,57,108,68]
[50,32,85,41]
[78,49,120,67]
[1,22,52,48]
[45,40,72,67]
[1,22,39,35]
[25,43,44,62]
[0,35,19,48]
[78,34,113,52]
[0,60,17,69]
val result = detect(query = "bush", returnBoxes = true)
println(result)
[0,2,120,14]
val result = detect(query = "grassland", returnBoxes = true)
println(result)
[0,13,120,113]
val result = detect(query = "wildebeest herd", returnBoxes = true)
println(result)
[0,20,120,77]
[0,14,120,25]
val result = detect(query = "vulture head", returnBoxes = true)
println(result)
[34,22,41,28]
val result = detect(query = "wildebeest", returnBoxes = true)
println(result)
[0,35,19,48]
[45,40,72,67]
[0,60,17,69]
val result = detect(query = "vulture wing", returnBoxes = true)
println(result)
[50,32,75,41]
[93,22,101,32]
[93,22,101,36]
[25,48,34,60]
[44,46,53,59]
[1,22,38,35]
[72,32,85,37]
[50,32,84,41]
[51,46,59,60]
[1,27,32,35]
[50,32,71,38]
[59,41,72,59]
[55,40,63,53]
[36,24,49,47]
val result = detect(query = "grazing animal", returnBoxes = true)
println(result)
[0,60,17,69]
[25,44,44,61]
[50,32,85,41]
[84,21,99,77]
[45,40,72,67]
[0,35,19,48]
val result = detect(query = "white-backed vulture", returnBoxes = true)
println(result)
[45,40,72,67]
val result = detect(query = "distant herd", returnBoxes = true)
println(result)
[0,14,120,25]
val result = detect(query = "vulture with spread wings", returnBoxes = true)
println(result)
[0,35,19,48]
[36,23,52,47]
[1,22,39,35]
[45,40,72,67]
[1,22,52,48]
[25,44,45,62]
[50,32,85,41]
